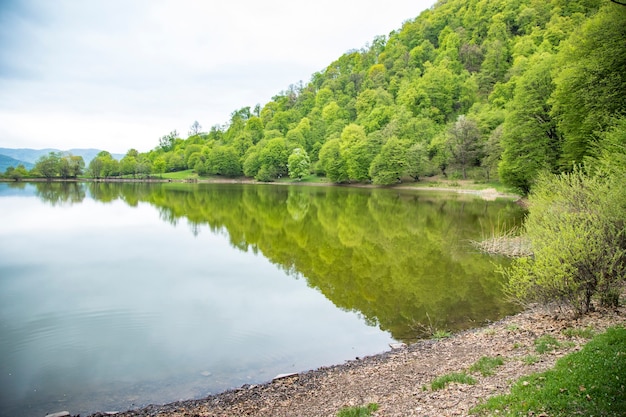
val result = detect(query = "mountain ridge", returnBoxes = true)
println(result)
[0,147,123,170]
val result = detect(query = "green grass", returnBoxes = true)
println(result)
[431,372,476,390]
[275,174,330,184]
[431,329,452,340]
[472,326,626,416]
[160,169,197,180]
[469,356,505,376]
[522,354,540,365]
[336,403,379,417]
[562,326,595,339]
[534,335,561,353]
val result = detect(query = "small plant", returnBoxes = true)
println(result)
[513,342,522,349]
[506,324,519,331]
[562,326,595,339]
[470,356,505,376]
[337,403,379,417]
[534,335,560,353]
[483,328,497,336]
[431,372,476,390]
[522,355,540,365]
[431,329,452,340]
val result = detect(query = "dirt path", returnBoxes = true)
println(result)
[90,304,625,417]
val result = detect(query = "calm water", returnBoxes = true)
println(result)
[0,182,524,417]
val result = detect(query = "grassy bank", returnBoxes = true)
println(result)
[472,325,626,416]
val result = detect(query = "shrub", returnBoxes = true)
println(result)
[502,168,626,315]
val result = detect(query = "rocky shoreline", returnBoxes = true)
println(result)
[82,304,624,417]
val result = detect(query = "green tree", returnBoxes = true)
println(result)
[5,164,29,181]
[551,3,626,165]
[68,155,85,178]
[121,153,138,177]
[405,142,430,181]
[318,138,348,183]
[153,157,166,177]
[34,152,61,179]
[257,137,289,180]
[159,130,179,152]
[88,151,117,178]
[288,148,311,181]
[499,53,560,193]
[369,137,407,185]
[207,146,242,177]
[447,115,482,180]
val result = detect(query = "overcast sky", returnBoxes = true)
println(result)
[0,0,434,154]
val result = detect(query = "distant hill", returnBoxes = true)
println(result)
[0,148,123,170]
[0,154,34,172]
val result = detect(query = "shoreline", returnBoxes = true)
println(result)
[86,304,624,417]
[1,176,521,201]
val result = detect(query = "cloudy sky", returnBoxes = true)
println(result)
[0,0,434,154]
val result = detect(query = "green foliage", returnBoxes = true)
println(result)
[287,148,311,181]
[447,115,482,180]
[562,326,595,340]
[336,403,378,417]
[431,372,476,390]
[369,137,407,185]
[469,356,504,376]
[503,168,626,315]
[551,3,626,165]
[34,152,61,179]
[498,53,560,193]
[45,182,524,343]
[431,330,452,340]
[318,138,348,183]
[534,335,560,354]
[472,326,626,416]
[32,152,85,179]
[405,142,430,180]
[206,146,242,177]
[159,130,179,152]
[4,164,29,181]
[522,355,539,365]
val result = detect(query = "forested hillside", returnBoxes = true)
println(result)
[12,0,626,193]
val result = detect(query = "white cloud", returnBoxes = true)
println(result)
[0,0,434,153]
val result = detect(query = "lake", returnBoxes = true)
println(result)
[0,181,524,417]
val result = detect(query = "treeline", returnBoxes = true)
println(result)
[4,0,625,192]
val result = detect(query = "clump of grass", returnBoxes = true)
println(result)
[562,326,595,339]
[522,354,540,365]
[506,324,520,332]
[471,326,626,416]
[337,403,378,417]
[483,328,497,336]
[431,372,476,390]
[534,335,560,353]
[470,356,505,376]
[431,329,452,340]
[472,222,532,258]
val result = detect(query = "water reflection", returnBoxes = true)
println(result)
[0,182,525,416]
[32,181,524,341]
